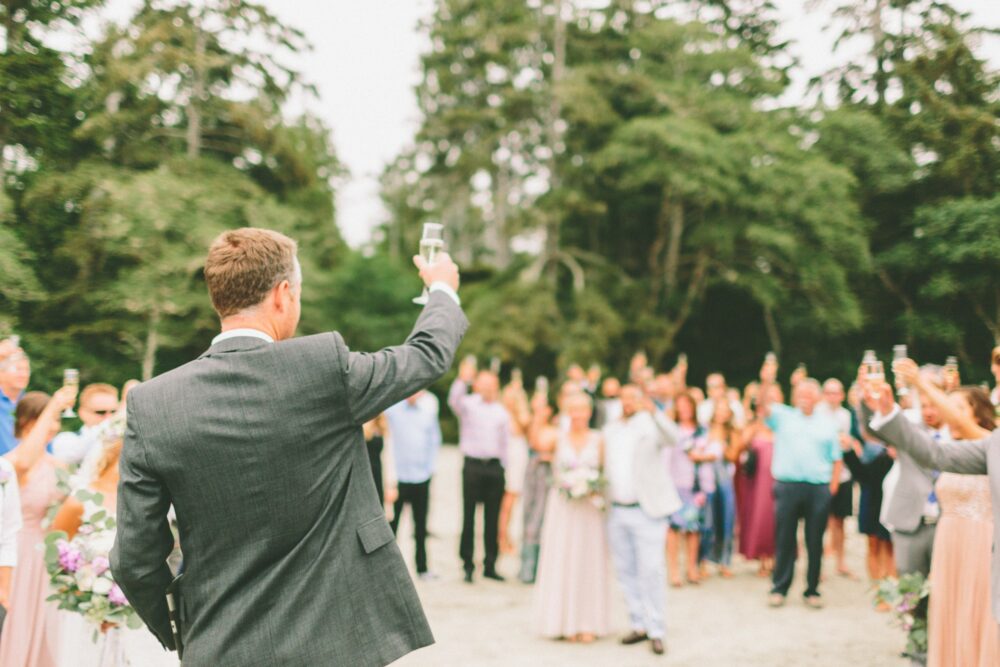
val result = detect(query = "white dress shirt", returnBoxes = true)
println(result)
[605,419,638,504]
[0,458,22,567]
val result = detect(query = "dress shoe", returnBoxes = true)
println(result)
[651,639,665,655]
[483,570,505,582]
[620,631,648,645]
[804,595,824,609]
[463,571,474,584]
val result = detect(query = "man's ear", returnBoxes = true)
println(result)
[269,281,290,313]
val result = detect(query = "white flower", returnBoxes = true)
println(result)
[92,577,114,596]
[75,565,97,592]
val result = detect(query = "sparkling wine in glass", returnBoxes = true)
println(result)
[62,368,79,419]
[892,344,909,394]
[863,350,884,400]
[413,222,445,306]
[535,376,549,398]
[944,355,960,389]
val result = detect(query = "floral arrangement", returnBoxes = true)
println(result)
[878,573,930,658]
[557,464,607,510]
[44,490,143,636]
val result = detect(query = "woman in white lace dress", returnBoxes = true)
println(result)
[51,421,178,667]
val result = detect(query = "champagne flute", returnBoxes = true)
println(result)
[413,222,445,306]
[892,344,909,395]
[944,355,959,390]
[62,368,79,419]
[863,350,884,400]
[489,357,502,376]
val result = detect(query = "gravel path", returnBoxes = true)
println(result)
[392,447,906,666]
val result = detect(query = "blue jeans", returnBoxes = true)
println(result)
[700,480,735,567]
[607,506,668,639]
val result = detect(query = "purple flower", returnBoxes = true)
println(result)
[57,541,84,573]
[91,556,110,576]
[108,584,127,606]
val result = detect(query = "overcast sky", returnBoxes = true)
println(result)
[102,0,999,247]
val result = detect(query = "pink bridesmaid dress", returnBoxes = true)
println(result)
[0,456,64,667]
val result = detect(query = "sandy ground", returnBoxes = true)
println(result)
[391,447,906,667]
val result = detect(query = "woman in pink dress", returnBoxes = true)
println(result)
[912,384,1000,667]
[533,391,610,643]
[735,386,781,576]
[0,387,76,667]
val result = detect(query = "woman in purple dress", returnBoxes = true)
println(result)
[665,392,712,586]
[735,386,781,576]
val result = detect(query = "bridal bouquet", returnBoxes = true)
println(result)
[878,573,930,660]
[557,465,607,510]
[44,491,143,635]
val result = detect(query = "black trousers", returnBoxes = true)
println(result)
[771,481,831,598]
[460,457,505,573]
[390,480,431,574]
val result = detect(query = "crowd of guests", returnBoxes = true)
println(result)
[372,344,1000,663]
[0,337,157,665]
[3,331,1000,665]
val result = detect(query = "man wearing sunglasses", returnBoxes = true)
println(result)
[51,383,120,464]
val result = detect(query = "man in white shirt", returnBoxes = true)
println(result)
[50,383,120,466]
[603,385,681,657]
[818,379,854,577]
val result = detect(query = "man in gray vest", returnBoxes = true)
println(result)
[110,228,467,667]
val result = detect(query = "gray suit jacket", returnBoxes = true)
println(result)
[109,292,468,667]
[861,403,937,534]
[876,410,1000,621]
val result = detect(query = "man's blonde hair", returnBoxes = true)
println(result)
[204,228,299,318]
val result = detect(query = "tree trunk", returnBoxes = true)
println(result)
[492,160,512,269]
[664,199,684,299]
[763,306,782,359]
[541,0,565,285]
[871,0,888,108]
[186,18,206,159]
[142,303,161,381]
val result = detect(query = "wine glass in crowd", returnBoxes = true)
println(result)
[893,344,909,395]
[944,355,960,391]
[62,368,79,418]
[863,350,885,400]
[413,222,445,306]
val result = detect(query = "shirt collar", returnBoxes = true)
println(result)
[212,328,275,346]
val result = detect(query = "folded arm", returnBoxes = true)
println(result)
[109,400,177,650]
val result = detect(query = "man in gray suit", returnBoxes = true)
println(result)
[110,228,468,667]
[863,374,1000,623]
[861,382,945,578]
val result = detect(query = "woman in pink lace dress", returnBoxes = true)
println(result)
[925,387,998,667]
[0,388,76,667]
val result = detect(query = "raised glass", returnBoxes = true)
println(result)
[62,368,79,418]
[892,344,909,394]
[413,223,445,306]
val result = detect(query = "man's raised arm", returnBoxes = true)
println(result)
[341,254,469,426]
